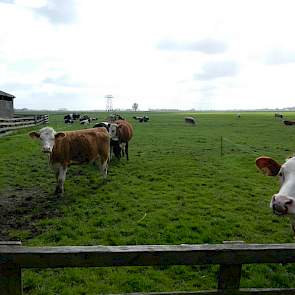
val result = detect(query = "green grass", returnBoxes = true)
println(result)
[1,111,295,294]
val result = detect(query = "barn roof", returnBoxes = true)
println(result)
[0,90,15,99]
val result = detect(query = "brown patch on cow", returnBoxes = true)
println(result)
[0,187,62,241]
[256,156,281,176]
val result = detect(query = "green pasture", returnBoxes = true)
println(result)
[1,111,295,294]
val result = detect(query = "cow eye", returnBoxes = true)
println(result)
[286,200,293,205]
[278,172,283,177]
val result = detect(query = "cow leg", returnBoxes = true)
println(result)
[54,164,68,195]
[125,141,129,161]
[98,157,108,180]
[120,142,126,158]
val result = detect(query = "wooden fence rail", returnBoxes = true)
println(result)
[1,241,295,294]
[0,114,48,135]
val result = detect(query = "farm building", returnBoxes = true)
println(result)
[0,90,15,118]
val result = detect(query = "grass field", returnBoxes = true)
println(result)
[1,111,295,294]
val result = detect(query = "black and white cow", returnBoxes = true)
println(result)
[64,114,74,124]
[184,117,196,125]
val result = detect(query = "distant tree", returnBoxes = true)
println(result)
[132,103,139,111]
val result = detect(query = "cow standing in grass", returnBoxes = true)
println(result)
[113,120,133,160]
[29,127,110,195]
[256,156,295,236]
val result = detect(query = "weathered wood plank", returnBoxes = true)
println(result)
[0,242,21,246]
[217,241,243,290]
[0,116,35,122]
[218,264,242,290]
[0,263,22,295]
[0,120,35,127]
[1,243,295,268]
[110,289,295,295]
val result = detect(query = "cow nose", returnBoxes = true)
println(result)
[42,147,51,153]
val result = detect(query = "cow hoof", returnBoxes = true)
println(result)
[54,187,64,196]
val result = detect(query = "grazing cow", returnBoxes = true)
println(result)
[107,113,124,122]
[275,113,283,119]
[72,113,80,120]
[80,119,91,125]
[283,120,295,126]
[29,127,110,195]
[237,113,241,118]
[64,118,74,124]
[184,117,196,125]
[133,115,149,122]
[64,114,74,124]
[256,156,295,235]
[80,115,90,122]
[112,120,133,160]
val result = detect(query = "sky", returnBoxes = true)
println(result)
[1,0,295,111]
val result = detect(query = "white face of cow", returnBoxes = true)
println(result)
[29,127,65,153]
[108,123,118,141]
[256,156,295,216]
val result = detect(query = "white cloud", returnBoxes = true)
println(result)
[157,38,227,54]
[194,60,240,80]
[1,0,295,110]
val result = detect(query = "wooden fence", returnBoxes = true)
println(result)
[0,114,48,135]
[1,241,295,294]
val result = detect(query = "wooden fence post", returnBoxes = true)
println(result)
[0,241,22,295]
[218,241,244,291]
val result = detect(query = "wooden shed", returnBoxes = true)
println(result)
[0,90,15,118]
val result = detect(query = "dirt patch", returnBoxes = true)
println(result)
[0,187,62,241]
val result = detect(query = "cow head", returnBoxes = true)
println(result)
[29,127,65,153]
[256,156,295,216]
[108,123,118,141]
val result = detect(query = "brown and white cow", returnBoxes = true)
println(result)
[256,156,295,235]
[29,127,110,195]
[113,120,133,160]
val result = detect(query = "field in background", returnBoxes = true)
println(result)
[1,111,295,294]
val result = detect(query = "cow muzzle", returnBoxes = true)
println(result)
[42,147,52,153]
[272,202,288,216]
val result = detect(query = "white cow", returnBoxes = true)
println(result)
[256,156,295,235]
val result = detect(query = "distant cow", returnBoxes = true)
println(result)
[184,117,196,125]
[72,113,80,120]
[80,115,91,125]
[133,115,149,123]
[283,120,295,126]
[106,113,124,122]
[29,127,110,195]
[275,113,283,119]
[111,120,133,160]
[237,113,241,118]
[64,118,74,124]
[64,114,74,124]
[80,119,90,125]
[80,115,90,122]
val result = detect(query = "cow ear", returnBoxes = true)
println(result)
[55,132,66,139]
[29,131,40,139]
[256,156,281,176]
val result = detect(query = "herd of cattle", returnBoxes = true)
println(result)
[30,116,133,195]
[28,112,295,237]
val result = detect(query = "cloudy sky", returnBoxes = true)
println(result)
[1,0,295,111]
